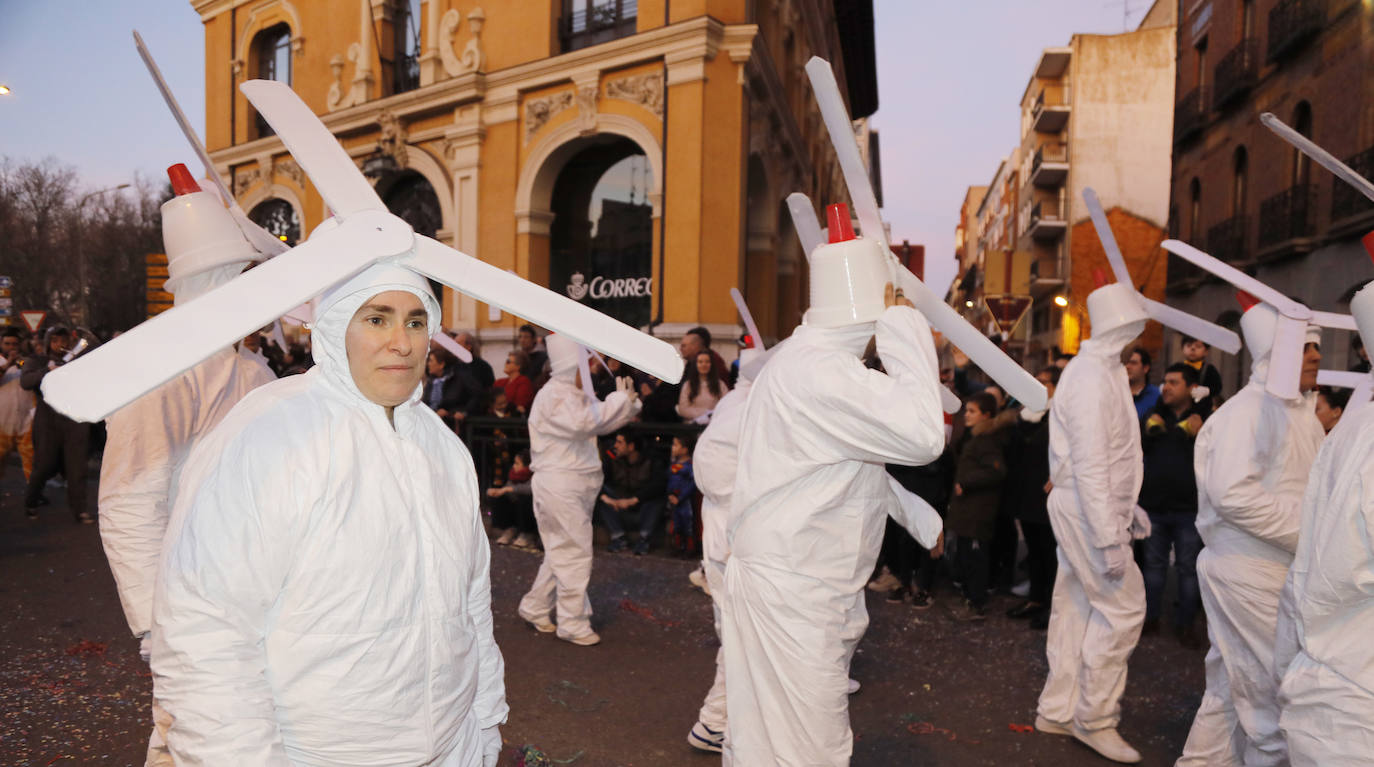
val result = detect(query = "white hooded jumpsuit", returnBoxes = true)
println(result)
[1176,316,1323,767]
[99,261,276,766]
[722,305,945,766]
[1036,319,1147,732]
[151,263,508,765]
[1276,396,1374,764]
[517,351,639,641]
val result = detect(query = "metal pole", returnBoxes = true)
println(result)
[77,183,131,327]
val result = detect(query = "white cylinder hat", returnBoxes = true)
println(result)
[1352,282,1374,349]
[546,332,582,376]
[161,165,257,296]
[1085,282,1149,337]
[804,203,890,328]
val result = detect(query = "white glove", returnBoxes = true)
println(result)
[692,412,712,425]
[1191,385,1210,403]
[616,376,638,401]
[481,725,502,767]
[1099,542,1131,580]
[1130,505,1152,540]
[138,632,153,663]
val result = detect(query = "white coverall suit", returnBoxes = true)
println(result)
[1036,321,1147,733]
[722,305,945,766]
[151,264,508,765]
[1177,342,1322,766]
[518,372,639,641]
[1276,397,1374,765]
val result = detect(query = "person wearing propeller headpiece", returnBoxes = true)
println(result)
[720,204,946,765]
[516,333,641,647]
[150,262,508,765]
[1274,277,1374,765]
[98,164,279,765]
[1174,291,1324,767]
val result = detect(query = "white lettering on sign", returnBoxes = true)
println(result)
[566,272,653,301]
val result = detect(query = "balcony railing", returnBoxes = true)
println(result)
[560,0,638,53]
[1032,86,1070,133]
[1267,0,1325,62]
[1174,86,1208,145]
[1258,184,1318,252]
[1030,142,1069,187]
[1332,145,1374,222]
[1213,39,1258,110]
[1029,199,1066,241]
[1207,214,1251,263]
[394,51,420,95]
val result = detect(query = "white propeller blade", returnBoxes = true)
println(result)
[1347,378,1374,419]
[431,331,473,363]
[42,211,409,422]
[241,80,385,217]
[1083,189,1240,354]
[1261,112,1374,205]
[575,344,599,417]
[1317,370,1368,389]
[785,192,824,262]
[1311,311,1358,332]
[1161,240,1311,319]
[805,56,1047,411]
[402,237,683,383]
[133,31,287,259]
[1267,314,1309,400]
[730,288,765,350]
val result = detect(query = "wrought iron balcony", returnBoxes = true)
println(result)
[1207,214,1250,263]
[1258,184,1318,253]
[1030,142,1069,188]
[1332,145,1374,222]
[560,0,638,53]
[1174,86,1208,145]
[394,52,420,95]
[1166,250,1206,292]
[1031,86,1070,133]
[1028,200,1066,242]
[1267,0,1325,62]
[1213,39,1258,110]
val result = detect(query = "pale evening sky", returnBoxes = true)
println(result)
[2,1,1151,262]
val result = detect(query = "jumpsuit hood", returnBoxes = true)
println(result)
[1238,302,1322,390]
[1079,319,1147,360]
[311,261,443,410]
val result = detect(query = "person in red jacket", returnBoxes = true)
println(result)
[495,349,535,414]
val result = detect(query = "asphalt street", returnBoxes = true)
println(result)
[1,459,1205,766]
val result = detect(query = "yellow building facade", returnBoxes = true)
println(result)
[192,0,876,356]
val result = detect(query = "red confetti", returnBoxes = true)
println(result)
[1008,722,1035,734]
[617,599,682,628]
[63,640,108,658]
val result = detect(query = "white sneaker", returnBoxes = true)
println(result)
[688,567,711,595]
[1034,714,1073,736]
[495,528,517,546]
[847,678,861,695]
[558,630,601,646]
[866,569,901,593]
[518,609,555,634]
[1072,725,1142,763]
[1011,580,1031,597]
[687,720,724,753]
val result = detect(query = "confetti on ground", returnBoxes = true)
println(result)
[1009,722,1035,733]
[907,720,981,745]
[617,598,681,628]
[515,744,585,766]
[64,640,108,658]
[545,680,608,714]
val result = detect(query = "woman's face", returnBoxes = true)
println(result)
[1315,394,1342,432]
[696,352,713,376]
[963,402,988,428]
[504,355,519,376]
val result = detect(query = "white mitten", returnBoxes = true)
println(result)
[1130,505,1152,540]
[1100,543,1131,580]
[481,725,502,767]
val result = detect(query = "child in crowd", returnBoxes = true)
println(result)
[946,391,1010,621]
[488,450,537,549]
[666,435,698,556]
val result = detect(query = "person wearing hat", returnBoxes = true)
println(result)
[98,166,278,765]
[517,333,641,646]
[721,209,945,766]
[150,262,508,765]
[1034,280,1149,764]
[1176,295,1324,767]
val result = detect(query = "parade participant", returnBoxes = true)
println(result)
[99,165,277,765]
[722,208,945,765]
[1277,276,1374,765]
[1034,280,1148,764]
[22,326,93,523]
[1176,293,1324,766]
[151,262,507,765]
[517,333,640,646]
[0,327,35,483]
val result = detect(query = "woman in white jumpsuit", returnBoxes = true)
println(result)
[722,295,945,766]
[517,335,640,645]
[1036,283,1147,764]
[1176,304,1323,767]
[151,263,508,765]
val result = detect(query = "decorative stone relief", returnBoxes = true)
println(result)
[441,6,486,77]
[605,72,664,119]
[327,43,368,112]
[274,159,305,188]
[376,110,409,167]
[524,91,574,144]
[575,82,599,135]
[233,166,262,198]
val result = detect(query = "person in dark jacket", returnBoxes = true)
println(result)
[946,391,1010,621]
[884,449,954,609]
[596,431,668,555]
[1138,362,1208,648]
[1180,335,1224,411]
[423,348,474,430]
[22,327,93,524]
[1004,367,1060,628]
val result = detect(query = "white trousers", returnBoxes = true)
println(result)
[518,470,600,639]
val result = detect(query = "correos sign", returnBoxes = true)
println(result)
[566,271,653,301]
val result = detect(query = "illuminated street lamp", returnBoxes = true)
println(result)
[0,85,11,95]
[1054,295,1069,308]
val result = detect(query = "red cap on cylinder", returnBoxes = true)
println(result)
[827,203,855,243]
[1236,290,1261,311]
[1092,268,1110,288]
[1362,230,1374,263]
[167,164,201,196]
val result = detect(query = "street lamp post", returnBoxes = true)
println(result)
[77,183,132,327]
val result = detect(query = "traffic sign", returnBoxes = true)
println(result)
[20,310,46,332]
[0,276,11,289]
[0,288,10,298]
[0,297,12,309]
[983,294,1033,335]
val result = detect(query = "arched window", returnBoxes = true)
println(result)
[248,198,301,246]
[1292,101,1313,186]
[252,23,292,138]
[393,0,421,95]
[382,172,445,300]
[1232,146,1248,216]
[1189,177,1202,239]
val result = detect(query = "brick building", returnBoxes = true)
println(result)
[1167,0,1374,392]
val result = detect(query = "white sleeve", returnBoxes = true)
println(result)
[884,475,943,549]
[1199,407,1301,552]
[1059,371,1130,548]
[150,436,294,766]
[593,390,642,434]
[465,473,509,732]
